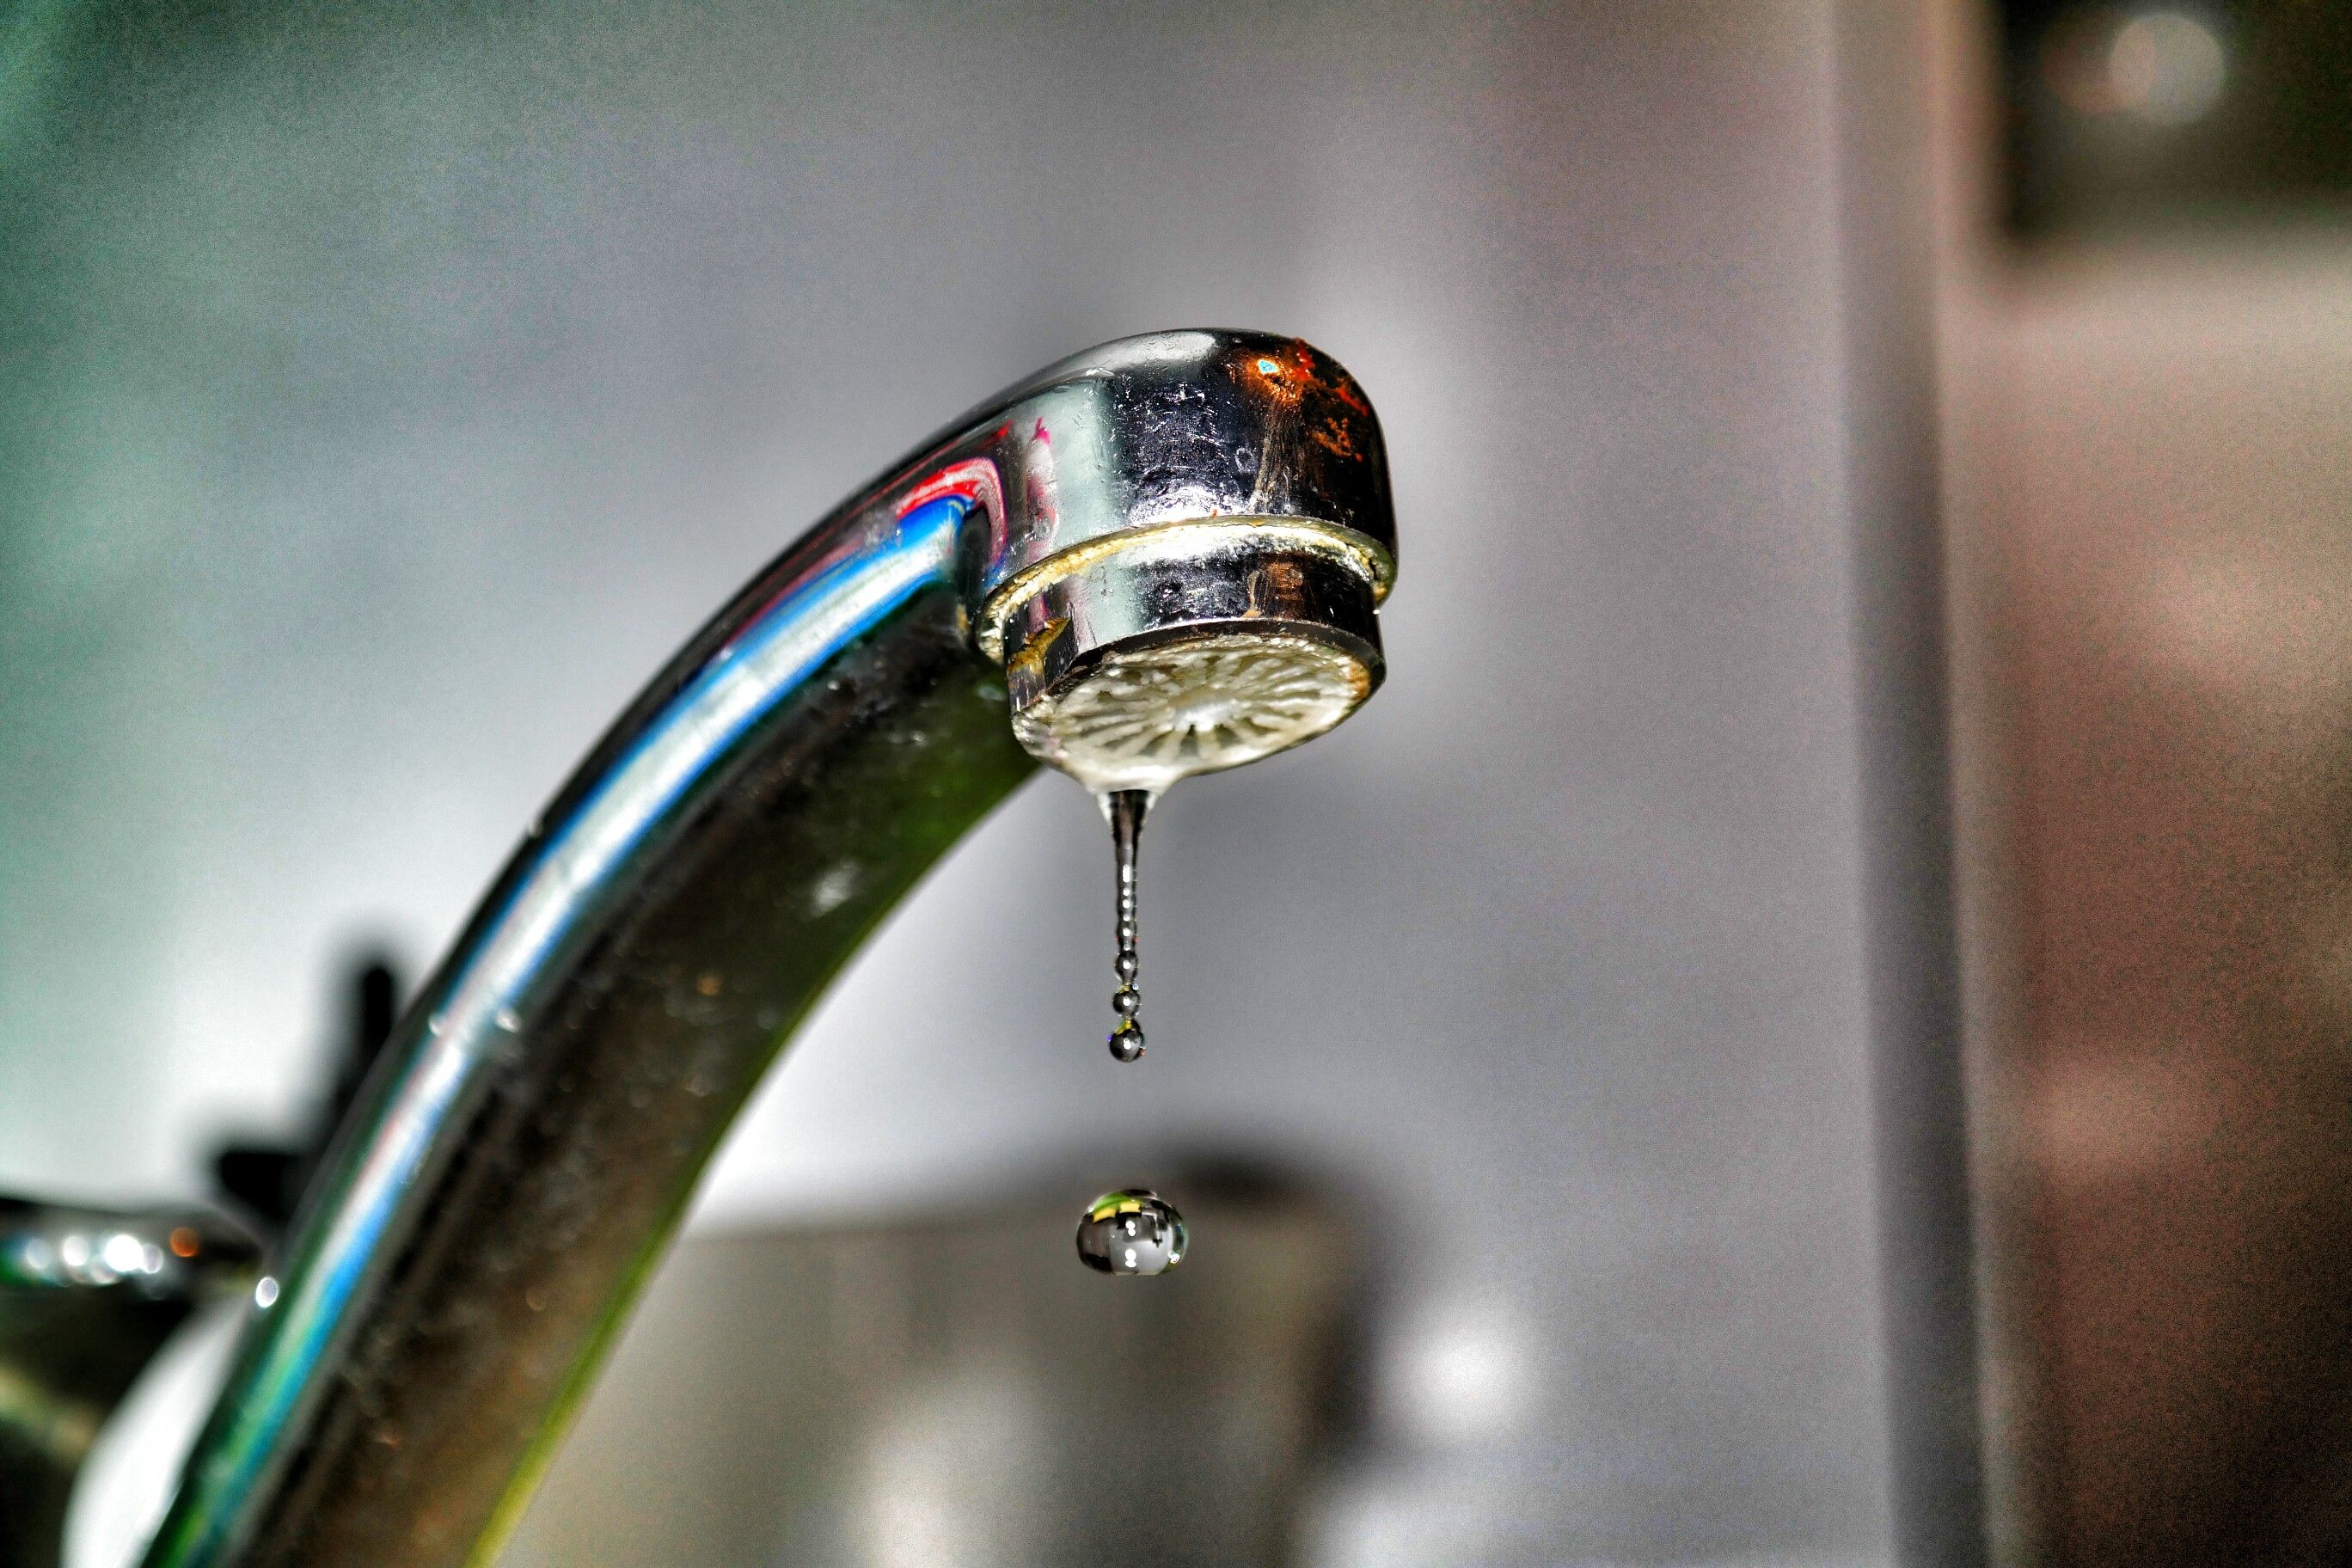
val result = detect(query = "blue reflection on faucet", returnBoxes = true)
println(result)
[176,494,971,1551]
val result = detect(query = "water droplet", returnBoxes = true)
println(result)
[1075,1189,1185,1276]
[1100,789,1150,1061]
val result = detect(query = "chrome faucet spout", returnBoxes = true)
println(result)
[138,330,1396,1568]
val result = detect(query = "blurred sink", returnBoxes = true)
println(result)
[498,1163,1361,1568]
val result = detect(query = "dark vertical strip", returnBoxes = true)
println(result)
[1832,4,1991,1565]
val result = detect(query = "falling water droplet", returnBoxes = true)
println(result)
[1102,788,1150,1062]
[1075,1189,1186,1276]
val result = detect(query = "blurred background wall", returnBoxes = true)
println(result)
[0,0,2070,1563]
[1932,1,2352,1563]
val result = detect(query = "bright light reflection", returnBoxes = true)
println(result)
[2110,12,2225,125]
[101,1232,147,1275]
[1388,1304,1531,1447]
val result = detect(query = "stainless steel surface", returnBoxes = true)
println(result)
[1005,538,1383,796]
[497,1170,1352,1567]
[0,1203,255,1568]
[983,339,1391,796]
[133,330,1392,1568]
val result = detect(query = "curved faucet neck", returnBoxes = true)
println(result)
[138,329,1393,1568]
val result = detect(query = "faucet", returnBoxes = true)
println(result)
[0,1202,258,1568]
[0,330,1396,1568]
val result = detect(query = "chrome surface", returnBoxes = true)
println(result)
[967,334,1395,651]
[0,1202,259,1305]
[0,1202,256,1568]
[1003,532,1382,795]
[984,337,1392,795]
[132,329,1393,1568]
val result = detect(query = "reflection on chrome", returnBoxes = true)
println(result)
[0,1203,257,1302]
[0,1199,260,1568]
